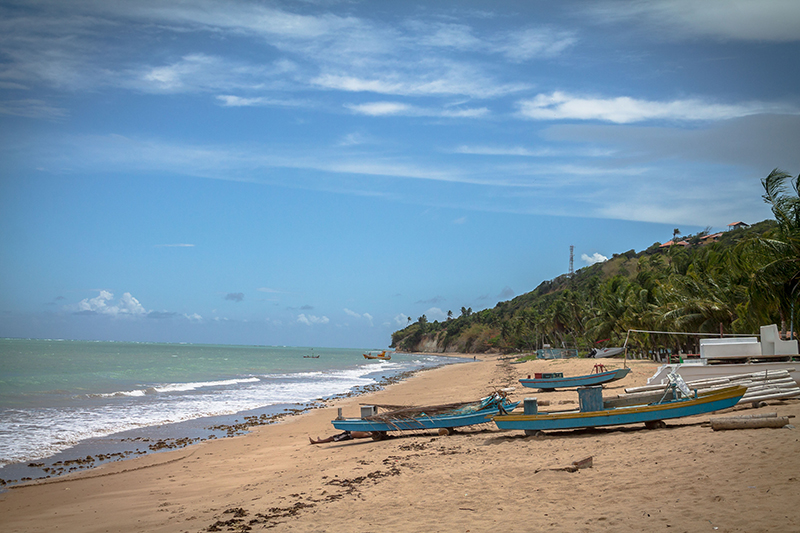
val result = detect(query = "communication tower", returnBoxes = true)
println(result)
[569,245,574,278]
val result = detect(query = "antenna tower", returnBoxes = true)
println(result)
[569,245,574,278]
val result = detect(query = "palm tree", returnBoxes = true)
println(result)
[586,276,635,344]
[739,169,800,337]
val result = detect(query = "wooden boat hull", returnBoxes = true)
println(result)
[519,368,631,390]
[332,401,519,433]
[493,386,746,432]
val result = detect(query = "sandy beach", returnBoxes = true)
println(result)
[2,354,799,532]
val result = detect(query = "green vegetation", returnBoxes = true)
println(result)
[391,169,800,358]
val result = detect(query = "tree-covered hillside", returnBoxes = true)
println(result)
[390,169,800,357]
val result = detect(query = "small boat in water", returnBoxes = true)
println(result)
[519,367,631,391]
[332,393,519,439]
[363,350,391,360]
[494,375,746,434]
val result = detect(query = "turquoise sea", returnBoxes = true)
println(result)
[0,339,463,479]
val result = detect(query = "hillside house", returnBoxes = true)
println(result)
[659,240,690,249]
[699,232,723,244]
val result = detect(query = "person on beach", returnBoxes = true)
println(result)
[308,430,372,444]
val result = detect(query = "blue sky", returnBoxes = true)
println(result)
[1,0,798,348]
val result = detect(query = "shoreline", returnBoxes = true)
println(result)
[2,354,799,532]
[0,353,466,489]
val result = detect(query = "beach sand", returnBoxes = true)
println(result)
[2,355,799,532]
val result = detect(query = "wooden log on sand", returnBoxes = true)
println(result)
[710,416,790,431]
[713,412,778,420]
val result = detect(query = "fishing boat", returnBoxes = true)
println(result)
[363,350,391,360]
[331,393,519,438]
[646,324,800,386]
[494,377,746,434]
[589,346,625,358]
[519,367,631,391]
[303,349,319,358]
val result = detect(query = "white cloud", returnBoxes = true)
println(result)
[454,145,558,157]
[315,70,527,99]
[394,313,411,326]
[424,307,448,321]
[582,252,608,266]
[297,313,329,326]
[75,290,147,316]
[216,95,306,108]
[347,101,411,116]
[344,308,373,326]
[492,28,577,61]
[517,92,778,124]
[0,99,67,119]
[134,54,280,94]
[404,20,576,61]
[345,101,488,118]
[595,0,800,42]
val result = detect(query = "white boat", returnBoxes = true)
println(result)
[589,347,625,358]
[647,325,800,386]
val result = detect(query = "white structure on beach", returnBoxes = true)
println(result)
[648,325,800,386]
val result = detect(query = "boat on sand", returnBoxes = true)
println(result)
[332,392,519,439]
[519,367,631,391]
[494,375,746,435]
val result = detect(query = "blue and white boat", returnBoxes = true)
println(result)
[493,383,746,434]
[332,393,519,437]
[519,367,631,391]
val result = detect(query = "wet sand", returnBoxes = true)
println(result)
[2,355,799,532]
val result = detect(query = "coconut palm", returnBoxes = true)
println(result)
[738,169,800,337]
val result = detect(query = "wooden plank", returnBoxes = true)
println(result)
[710,416,789,431]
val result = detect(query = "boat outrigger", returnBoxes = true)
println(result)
[519,366,631,391]
[332,392,519,439]
[363,350,391,360]
[494,373,746,435]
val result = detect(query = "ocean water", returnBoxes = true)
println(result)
[0,339,463,474]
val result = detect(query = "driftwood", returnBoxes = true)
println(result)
[714,412,778,420]
[710,416,790,431]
